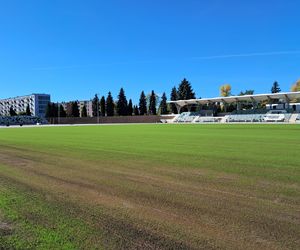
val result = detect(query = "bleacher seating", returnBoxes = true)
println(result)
[173,112,199,123]
[225,114,265,122]
[264,110,291,122]
[194,116,221,123]
[171,109,299,124]
[0,116,48,126]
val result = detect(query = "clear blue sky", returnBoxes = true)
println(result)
[0,0,299,103]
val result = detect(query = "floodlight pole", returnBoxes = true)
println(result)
[97,93,100,124]
[57,102,60,124]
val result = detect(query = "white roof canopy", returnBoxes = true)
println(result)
[168,91,300,107]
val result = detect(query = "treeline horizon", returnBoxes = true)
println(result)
[46,78,300,118]
[5,78,300,118]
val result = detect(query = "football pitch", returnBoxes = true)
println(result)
[0,124,299,249]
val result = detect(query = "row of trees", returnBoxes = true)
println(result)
[89,88,159,118]
[44,78,300,118]
[219,81,281,98]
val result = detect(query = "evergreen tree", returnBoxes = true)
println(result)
[271,81,281,93]
[71,101,80,117]
[159,92,168,114]
[25,104,31,116]
[59,104,67,117]
[106,92,114,116]
[128,99,133,116]
[9,106,17,116]
[92,94,100,117]
[81,105,87,117]
[239,90,254,96]
[177,78,196,100]
[117,88,128,116]
[170,86,178,114]
[133,105,139,115]
[100,96,106,116]
[51,103,58,117]
[139,91,147,115]
[45,102,52,118]
[149,90,157,115]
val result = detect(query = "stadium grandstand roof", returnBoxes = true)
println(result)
[168,91,300,107]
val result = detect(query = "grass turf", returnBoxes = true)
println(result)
[0,124,299,249]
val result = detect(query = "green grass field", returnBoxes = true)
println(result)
[0,124,299,249]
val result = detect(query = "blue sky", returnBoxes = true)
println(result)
[0,0,299,103]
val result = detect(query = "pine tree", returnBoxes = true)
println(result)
[239,90,254,96]
[159,92,168,114]
[100,96,106,116]
[25,104,31,116]
[45,102,52,118]
[71,101,80,117]
[9,106,17,116]
[92,94,99,117]
[81,105,87,117]
[59,104,67,117]
[51,103,58,117]
[149,90,157,115]
[133,105,139,115]
[117,88,128,116]
[177,78,196,100]
[106,92,114,116]
[128,99,133,116]
[271,81,281,93]
[170,86,178,114]
[139,91,147,115]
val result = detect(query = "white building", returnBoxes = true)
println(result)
[78,100,93,117]
[266,103,300,112]
[61,100,93,117]
[0,94,51,117]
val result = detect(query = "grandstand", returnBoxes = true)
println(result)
[168,91,300,123]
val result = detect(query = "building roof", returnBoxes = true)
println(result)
[168,91,300,107]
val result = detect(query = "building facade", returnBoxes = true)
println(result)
[61,100,93,117]
[0,94,51,117]
[79,100,93,117]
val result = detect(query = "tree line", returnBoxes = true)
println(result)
[9,78,299,118]
[45,78,197,118]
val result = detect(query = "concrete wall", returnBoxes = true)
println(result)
[48,115,171,124]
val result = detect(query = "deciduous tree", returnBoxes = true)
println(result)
[291,79,300,92]
[220,84,232,97]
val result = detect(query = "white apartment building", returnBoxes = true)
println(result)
[0,94,51,117]
[78,100,93,117]
[61,100,93,117]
